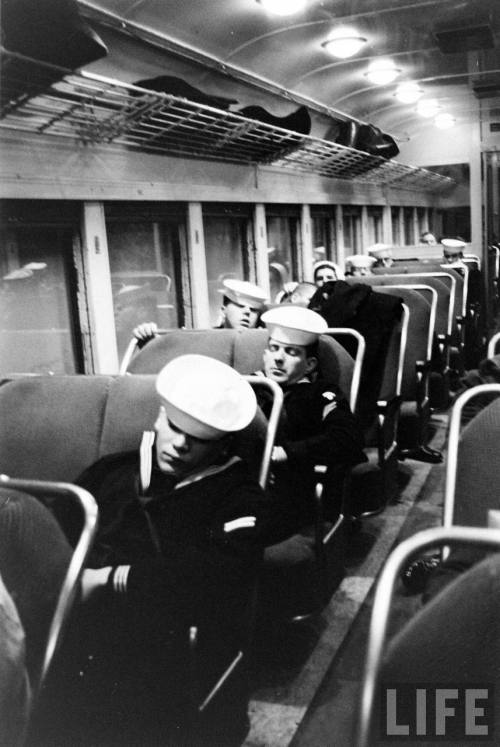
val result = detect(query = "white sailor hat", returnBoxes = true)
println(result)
[313,259,344,281]
[345,254,376,268]
[156,354,257,440]
[261,306,327,346]
[220,279,268,309]
[367,243,394,258]
[441,238,466,254]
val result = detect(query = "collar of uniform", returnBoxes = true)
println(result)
[175,455,241,490]
[284,376,311,389]
[139,431,241,494]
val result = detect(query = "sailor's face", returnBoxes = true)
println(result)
[223,300,260,329]
[443,252,461,264]
[352,266,371,276]
[263,339,314,386]
[315,268,337,287]
[154,406,224,477]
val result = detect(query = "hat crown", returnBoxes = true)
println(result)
[345,254,376,268]
[156,354,256,439]
[220,278,267,307]
[441,238,466,250]
[367,243,393,257]
[261,306,327,346]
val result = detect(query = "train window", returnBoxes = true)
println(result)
[202,205,254,326]
[391,207,402,245]
[105,204,186,359]
[310,208,337,264]
[417,207,428,239]
[403,207,415,244]
[367,206,384,245]
[342,205,362,253]
[0,200,82,375]
[266,207,300,301]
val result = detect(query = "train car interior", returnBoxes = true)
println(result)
[2,0,500,744]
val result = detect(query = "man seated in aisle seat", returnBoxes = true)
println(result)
[313,259,344,287]
[50,356,275,746]
[257,306,366,532]
[367,243,395,268]
[344,253,376,277]
[133,278,268,343]
[441,237,467,268]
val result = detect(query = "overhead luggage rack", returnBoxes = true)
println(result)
[0,49,454,193]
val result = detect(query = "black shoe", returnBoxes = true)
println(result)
[401,554,441,594]
[399,446,443,464]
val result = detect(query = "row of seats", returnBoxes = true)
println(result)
[357,373,500,743]
[0,254,492,742]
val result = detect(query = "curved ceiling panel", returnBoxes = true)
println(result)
[71,0,500,141]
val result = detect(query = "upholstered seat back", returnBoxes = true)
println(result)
[0,375,159,482]
[125,328,355,403]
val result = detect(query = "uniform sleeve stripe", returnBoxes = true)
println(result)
[224,516,257,532]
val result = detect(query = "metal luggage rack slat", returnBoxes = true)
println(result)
[0,49,455,192]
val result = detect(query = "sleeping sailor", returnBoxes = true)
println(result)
[132,277,268,343]
[50,355,274,745]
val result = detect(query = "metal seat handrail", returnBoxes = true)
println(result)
[325,327,365,414]
[0,475,98,697]
[443,383,500,529]
[357,524,500,747]
[487,331,500,359]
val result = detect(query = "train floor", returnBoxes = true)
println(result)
[244,413,448,747]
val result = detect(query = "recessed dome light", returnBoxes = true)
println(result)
[417,98,440,117]
[366,59,401,85]
[396,81,424,104]
[435,113,455,129]
[256,0,307,15]
[322,27,367,59]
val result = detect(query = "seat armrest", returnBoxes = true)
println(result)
[415,359,430,407]
[375,396,401,465]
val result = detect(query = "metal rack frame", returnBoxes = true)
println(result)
[1,49,455,192]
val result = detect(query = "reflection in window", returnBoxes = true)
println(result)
[367,207,383,245]
[342,206,361,254]
[106,211,185,359]
[266,215,298,301]
[204,214,248,326]
[403,207,414,244]
[0,223,80,374]
[391,207,401,245]
[311,210,336,265]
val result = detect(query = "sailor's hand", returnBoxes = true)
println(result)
[81,567,112,603]
[133,322,158,342]
[271,446,288,463]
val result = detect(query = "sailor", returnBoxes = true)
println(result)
[344,254,377,277]
[258,306,366,531]
[441,237,467,268]
[215,277,268,329]
[53,355,273,745]
[367,243,395,268]
[313,259,344,287]
[132,277,268,343]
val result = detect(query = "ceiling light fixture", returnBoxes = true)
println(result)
[417,98,440,117]
[435,112,455,129]
[322,27,367,59]
[365,59,401,86]
[396,81,424,104]
[256,0,307,15]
